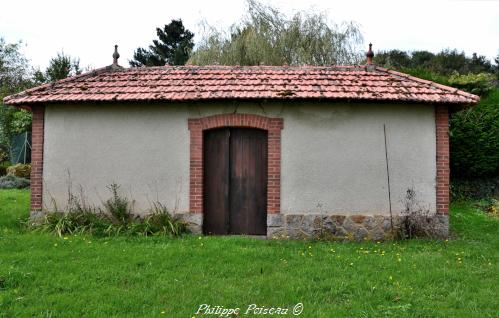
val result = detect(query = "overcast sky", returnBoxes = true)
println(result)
[1,0,498,70]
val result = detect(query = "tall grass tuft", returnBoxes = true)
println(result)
[141,202,187,236]
[32,184,188,237]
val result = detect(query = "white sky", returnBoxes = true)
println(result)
[1,0,498,70]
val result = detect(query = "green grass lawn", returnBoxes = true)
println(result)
[0,190,498,317]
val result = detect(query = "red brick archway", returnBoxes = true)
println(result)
[188,114,283,215]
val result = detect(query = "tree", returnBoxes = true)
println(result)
[493,53,499,80]
[373,50,412,69]
[130,19,194,67]
[409,50,434,69]
[0,38,33,156]
[189,0,363,66]
[34,52,81,83]
[467,53,493,74]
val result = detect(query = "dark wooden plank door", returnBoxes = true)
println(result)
[203,128,267,235]
[203,128,230,234]
[229,129,267,235]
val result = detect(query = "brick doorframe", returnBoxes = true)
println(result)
[187,113,284,215]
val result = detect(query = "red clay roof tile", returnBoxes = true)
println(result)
[3,65,479,106]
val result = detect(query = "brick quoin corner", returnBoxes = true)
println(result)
[30,105,45,212]
[435,105,450,215]
[188,113,283,215]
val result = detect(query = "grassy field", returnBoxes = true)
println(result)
[0,190,498,317]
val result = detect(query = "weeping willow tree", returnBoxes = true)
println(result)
[189,0,363,66]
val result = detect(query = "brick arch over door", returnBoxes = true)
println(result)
[188,114,284,215]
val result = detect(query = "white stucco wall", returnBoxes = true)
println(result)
[43,101,436,215]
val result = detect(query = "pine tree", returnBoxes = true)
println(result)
[130,19,194,67]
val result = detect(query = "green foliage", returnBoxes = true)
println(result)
[0,38,34,153]
[0,174,30,189]
[139,202,187,236]
[375,49,494,75]
[0,107,32,152]
[35,184,188,237]
[399,67,450,86]
[104,183,133,225]
[0,38,33,98]
[130,19,194,67]
[0,148,8,163]
[34,52,81,83]
[189,0,363,66]
[447,72,495,96]
[35,204,188,238]
[34,211,113,237]
[6,163,31,178]
[450,89,499,179]
[374,49,411,69]
[451,178,499,202]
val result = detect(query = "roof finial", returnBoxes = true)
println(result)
[112,45,120,66]
[366,43,374,65]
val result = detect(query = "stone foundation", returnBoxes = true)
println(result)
[267,213,449,240]
[175,212,449,239]
[176,213,203,234]
[31,210,448,240]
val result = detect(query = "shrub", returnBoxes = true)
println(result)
[0,149,8,163]
[103,183,133,225]
[399,67,450,86]
[451,178,499,201]
[0,174,30,189]
[0,166,7,176]
[448,72,494,96]
[400,188,439,239]
[6,164,31,179]
[450,89,499,179]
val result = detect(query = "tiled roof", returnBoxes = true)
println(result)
[3,65,479,105]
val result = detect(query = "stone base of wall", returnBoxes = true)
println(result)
[176,213,203,234]
[267,214,449,240]
[31,209,448,240]
[28,210,47,226]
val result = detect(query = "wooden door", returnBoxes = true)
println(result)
[203,128,230,234]
[203,128,267,235]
